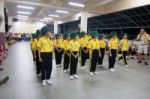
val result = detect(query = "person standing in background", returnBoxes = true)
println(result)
[137,29,150,65]
[38,26,54,85]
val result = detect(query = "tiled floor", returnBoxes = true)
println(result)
[0,41,150,99]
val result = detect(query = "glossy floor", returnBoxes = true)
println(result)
[0,42,150,99]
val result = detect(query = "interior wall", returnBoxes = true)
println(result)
[9,22,45,33]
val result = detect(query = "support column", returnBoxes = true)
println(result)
[54,20,58,34]
[80,12,88,32]
[0,0,5,32]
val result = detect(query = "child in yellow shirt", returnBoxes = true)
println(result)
[108,31,119,72]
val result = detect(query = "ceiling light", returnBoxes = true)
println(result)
[17,11,31,15]
[17,15,29,18]
[17,5,34,10]
[44,17,53,20]
[48,15,60,18]
[56,10,69,14]
[17,17,28,20]
[68,2,85,7]
[98,0,113,5]
[40,19,47,22]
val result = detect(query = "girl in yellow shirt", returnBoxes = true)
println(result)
[34,30,42,76]
[108,31,119,72]
[69,33,80,80]
[80,32,88,69]
[30,34,37,62]
[54,34,63,67]
[118,33,129,67]
[88,32,100,76]
[62,34,70,73]
[98,34,106,67]
[38,26,54,86]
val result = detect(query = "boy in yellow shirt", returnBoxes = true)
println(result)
[88,32,100,76]
[38,26,54,85]
[118,33,129,67]
[54,34,63,67]
[69,33,80,80]
[98,34,106,67]
[62,34,70,73]
[108,31,119,72]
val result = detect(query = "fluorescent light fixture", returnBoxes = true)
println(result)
[98,0,113,5]
[17,15,29,18]
[56,10,69,14]
[44,17,53,20]
[40,19,47,22]
[17,5,34,10]
[48,14,59,18]
[17,11,31,15]
[68,2,85,7]
[17,17,28,20]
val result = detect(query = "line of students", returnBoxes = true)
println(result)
[30,26,130,85]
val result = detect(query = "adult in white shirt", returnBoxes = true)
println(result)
[137,29,150,65]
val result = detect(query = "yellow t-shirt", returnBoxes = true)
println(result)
[80,37,88,48]
[120,39,129,51]
[99,40,106,48]
[108,38,119,50]
[37,37,53,52]
[62,39,70,51]
[30,39,37,51]
[88,38,100,50]
[85,35,91,41]
[54,39,63,48]
[69,40,80,52]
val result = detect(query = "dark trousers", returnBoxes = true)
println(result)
[55,48,63,65]
[90,49,99,72]
[70,51,78,76]
[109,49,117,69]
[35,50,41,74]
[86,51,89,59]
[41,52,52,80]
[119,51,128,65]
[98,48,105,65]
[63,51,70,70]
[32,50,35,61]
[80,47,87,66]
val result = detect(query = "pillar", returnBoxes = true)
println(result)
[54,20,58,34]
[0,0,5,32]
[80,12,88,32]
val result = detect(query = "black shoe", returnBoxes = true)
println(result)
[138,60,142,63]
[0,76,9,85]
[144,62,148,65]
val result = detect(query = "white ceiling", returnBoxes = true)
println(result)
[4,0,118,22]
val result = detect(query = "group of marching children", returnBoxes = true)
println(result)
[30,25,130,85]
